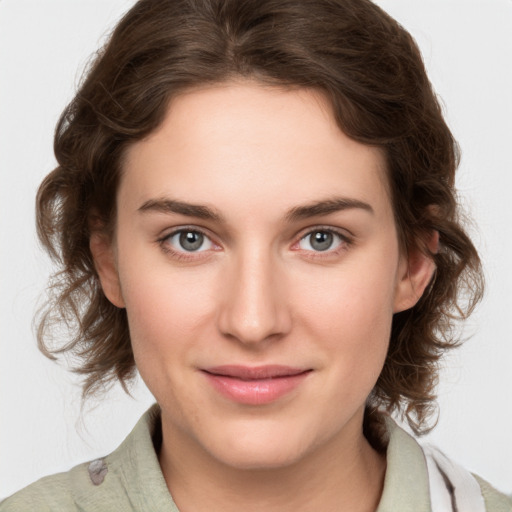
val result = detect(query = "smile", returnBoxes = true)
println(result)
[202,365,312,405]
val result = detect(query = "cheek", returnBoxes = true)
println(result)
[118,255,217,362]
[293,254,398,380]
[297,256,397,334]
[118,264,219,417]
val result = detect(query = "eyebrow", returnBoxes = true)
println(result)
[138,198,224,222]
[285,197,374,221]
[138,196,373,223]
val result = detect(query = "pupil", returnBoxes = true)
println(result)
[179,231,203,251]
[311,231,332,251]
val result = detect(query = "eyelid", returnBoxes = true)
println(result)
[296,225,353,242]
[291,225,354,254]
[158,225,216,243]
[156,224,353,262]
[157,225,221,259]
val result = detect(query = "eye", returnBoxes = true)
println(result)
[165,229,214,253]
[298,229,345,252]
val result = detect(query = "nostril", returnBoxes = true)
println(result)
[216,260,292,344]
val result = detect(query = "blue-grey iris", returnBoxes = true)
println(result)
[310,231,333,251]
[179,231,204,251]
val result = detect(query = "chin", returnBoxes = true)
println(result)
[202,421,321,471]
[214,444,306,471]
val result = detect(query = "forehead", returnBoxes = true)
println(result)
[121,82,391,220]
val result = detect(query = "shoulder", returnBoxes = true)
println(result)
[0,452,143,512]
[0,454,142,511]
[0,405,173,512]
[473,475,512,512]
[1,445,139,512]
[0,466,83,512]
[379,415,512,512]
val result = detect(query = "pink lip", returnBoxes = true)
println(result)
[202,365,312,405]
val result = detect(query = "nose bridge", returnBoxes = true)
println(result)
[217,242,290,345]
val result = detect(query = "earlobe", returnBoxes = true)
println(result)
[89,231,125,308]
[393,231,438,313]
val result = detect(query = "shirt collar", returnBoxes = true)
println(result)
[376,415,431,512]
[73,405,431,511]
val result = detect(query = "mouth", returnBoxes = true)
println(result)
[201,365,312,405]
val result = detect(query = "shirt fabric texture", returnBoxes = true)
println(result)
[1,404,510,511]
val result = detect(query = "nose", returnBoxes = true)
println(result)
[217,248,292,346]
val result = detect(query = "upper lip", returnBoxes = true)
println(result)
[202,365,311,380]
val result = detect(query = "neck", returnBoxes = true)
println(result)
[158,413,386,512]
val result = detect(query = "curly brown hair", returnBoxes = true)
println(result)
[36,0,483,434]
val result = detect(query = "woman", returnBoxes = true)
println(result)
[1,0,510,510]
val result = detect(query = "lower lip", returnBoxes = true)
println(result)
[203,371,311,405]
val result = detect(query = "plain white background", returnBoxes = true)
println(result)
[1,0,511,499]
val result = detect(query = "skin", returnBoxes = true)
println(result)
[91,82,435,512]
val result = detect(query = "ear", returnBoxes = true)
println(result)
[89,231,126,308]
[393,230,439,313]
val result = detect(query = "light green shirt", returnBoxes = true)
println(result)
[1,405,510,511]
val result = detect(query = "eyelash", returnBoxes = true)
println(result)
[157,226,353,262]
[157,226,218,262]
[292,226,353,259]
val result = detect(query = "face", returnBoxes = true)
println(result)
[93,82,432,470]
